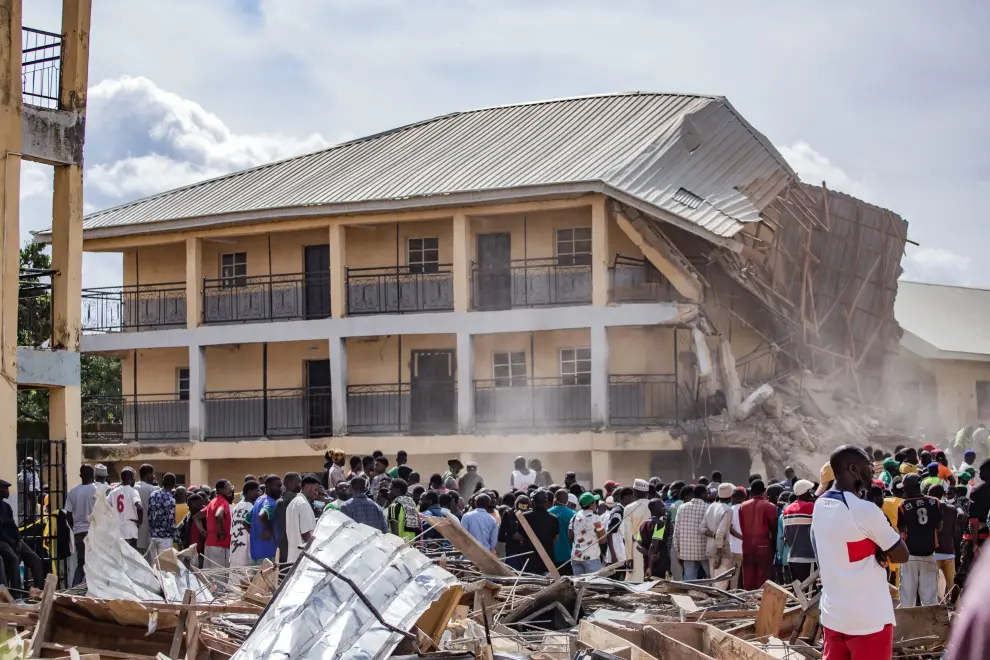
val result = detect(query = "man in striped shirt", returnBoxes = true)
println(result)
[782,479,817,582]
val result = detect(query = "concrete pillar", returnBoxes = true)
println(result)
[452,213,471,311]
[457,332,475,433]
[330,337,348,435]
[189,459,208,488]
[185,237,202,328]
[0,0,24,500]
[591,450,612,489]
[590,324,610,428]
[50,387,81,490]
[188,345,206,441]
[329,223,347,318]
[51,167,83,351]
[591,197,610,306]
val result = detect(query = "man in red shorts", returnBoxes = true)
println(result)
[812,445,909,659]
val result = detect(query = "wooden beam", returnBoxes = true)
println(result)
[169,589,194,660]
[28,574,57,658]
[515,511,561,580]
[423,515,514,577]
[754,581,791,638]
[614,208,706,302]
[579,621,661,660]
[39,644,158,660]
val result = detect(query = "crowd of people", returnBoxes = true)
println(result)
[5,439,990,657]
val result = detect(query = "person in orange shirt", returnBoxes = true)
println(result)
[933,451,956,486]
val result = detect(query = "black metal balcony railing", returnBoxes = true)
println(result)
[203,273,330,324]
[346,265,454,315]
[82,394,189,444]
[204,387,331,440]
[81,283,187,332]
[22,27,62,109]
[609,255,680,303]
[474,377,591,432]
[18,269,53,348]
[471,258,591,311]
[608,374,682,426]
[347,382,457,435]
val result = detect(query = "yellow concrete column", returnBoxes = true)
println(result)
[50,388,82,490]
[330,223,347,318]
[185,237,202,328]
[452,213,471,311]
[591,450,612,489]
[0,0,23,497]
[189,459,208,488]
[591,197,609,306]
[58,0,92,114]
[51,166,83,349]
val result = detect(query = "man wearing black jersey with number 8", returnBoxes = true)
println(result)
[897,473,943,606]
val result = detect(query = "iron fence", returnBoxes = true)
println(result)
[203,272,330,324]
[18,269,53,347]
[471,258,591,310]
[81,283,187,332]
[346,264,454,315]
[204,387,331,440]
[15,438,67,592]
[22,27,62,109]
[609,255,680,303]
[608,374,681,426]
[347,382,457,435]
[474,377,591,432]
[82,394,189,443]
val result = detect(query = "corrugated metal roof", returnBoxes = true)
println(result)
[233,509,458,660]
[53,92,795,242]
[896,280,990,357]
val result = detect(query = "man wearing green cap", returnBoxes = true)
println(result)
[569,492,604,575]
[880,458,900,489]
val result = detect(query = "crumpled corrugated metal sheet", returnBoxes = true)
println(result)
[84,494,208,603]
[233,509,458,660]
[44,92,794,243]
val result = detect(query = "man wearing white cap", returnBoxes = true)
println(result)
[783,479,818,582]
[622,479,652,582]
[93,464,110,497]
[703,483,735,590]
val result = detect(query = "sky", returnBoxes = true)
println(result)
[19,0,990,290]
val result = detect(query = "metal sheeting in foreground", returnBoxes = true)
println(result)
[233,509,458,660]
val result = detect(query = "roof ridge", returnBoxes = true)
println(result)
[79,92,721,223]
[899,279,990,293]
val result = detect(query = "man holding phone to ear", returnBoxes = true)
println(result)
[812,445,910,660]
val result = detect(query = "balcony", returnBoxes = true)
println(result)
[82,283,186,332]
[82,394,189,444]
[204,387,332,440]
[22,27,61,109]
[474,377,591,432]
[608,374,682,426]
[609,255,680,304]
[471,258,591,311]
[347,382,456,435]
[346,265,454,315]
[18,269,53,348]
[203,273,330,325]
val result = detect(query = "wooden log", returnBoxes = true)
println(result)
[424,514,514,577]
[169,589,194,660]
[754,581,791,638]
[28,573,57,659]
[578,621,661,660]
[40,642,159,660]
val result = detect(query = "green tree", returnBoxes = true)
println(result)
[16,242,122,429]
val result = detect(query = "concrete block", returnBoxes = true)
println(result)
[17,347,80,388]
[21,105,85,166]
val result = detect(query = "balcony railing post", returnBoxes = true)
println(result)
[344,266,350,316]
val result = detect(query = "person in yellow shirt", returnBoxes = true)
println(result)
[882,481,904,591]
[174,486,189,526]
[899,448,919,475]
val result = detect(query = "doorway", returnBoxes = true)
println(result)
[306,359,332,437]
[409,349,456,434]
[475,233,512,310]
[304,244,331,319]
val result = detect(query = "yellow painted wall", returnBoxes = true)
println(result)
[345,334,457,385]
[468,207,592,261]
[932,359,990,435]
[123,347,188,395]
[345,219,454,270]
[607,327,677,375]
[125,243,185,286]
[472,329,590,380]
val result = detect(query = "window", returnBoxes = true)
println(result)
[493,351,527,387]
[177,368,190,401]
[978,382,990,421]
[556,227,592,266]
[560,347,591,385]
[408,238,439,274]
[220,252,247,288]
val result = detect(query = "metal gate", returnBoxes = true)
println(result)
[14,438,68,590]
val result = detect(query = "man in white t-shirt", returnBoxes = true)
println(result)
[134,464,158,556]
[106,467,143,547]
[728,487,746,590]
[230,480,261,568]
[65,464,99,586]
[510,457,537,491]
[812,446,909,659]
[285,475,320,564]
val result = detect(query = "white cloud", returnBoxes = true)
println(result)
[84,76,330,199]
[20,163,51,199]
[901,246,972,286]
[776,141,870,199]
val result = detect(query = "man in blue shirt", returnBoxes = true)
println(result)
[250,475,282,564]
[340,476,387,533]
[461,494,498,552]
[548,489,576,573]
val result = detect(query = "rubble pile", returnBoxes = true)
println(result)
[0,508,950,660]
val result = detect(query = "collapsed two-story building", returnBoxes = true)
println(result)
[37,92,905,490]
